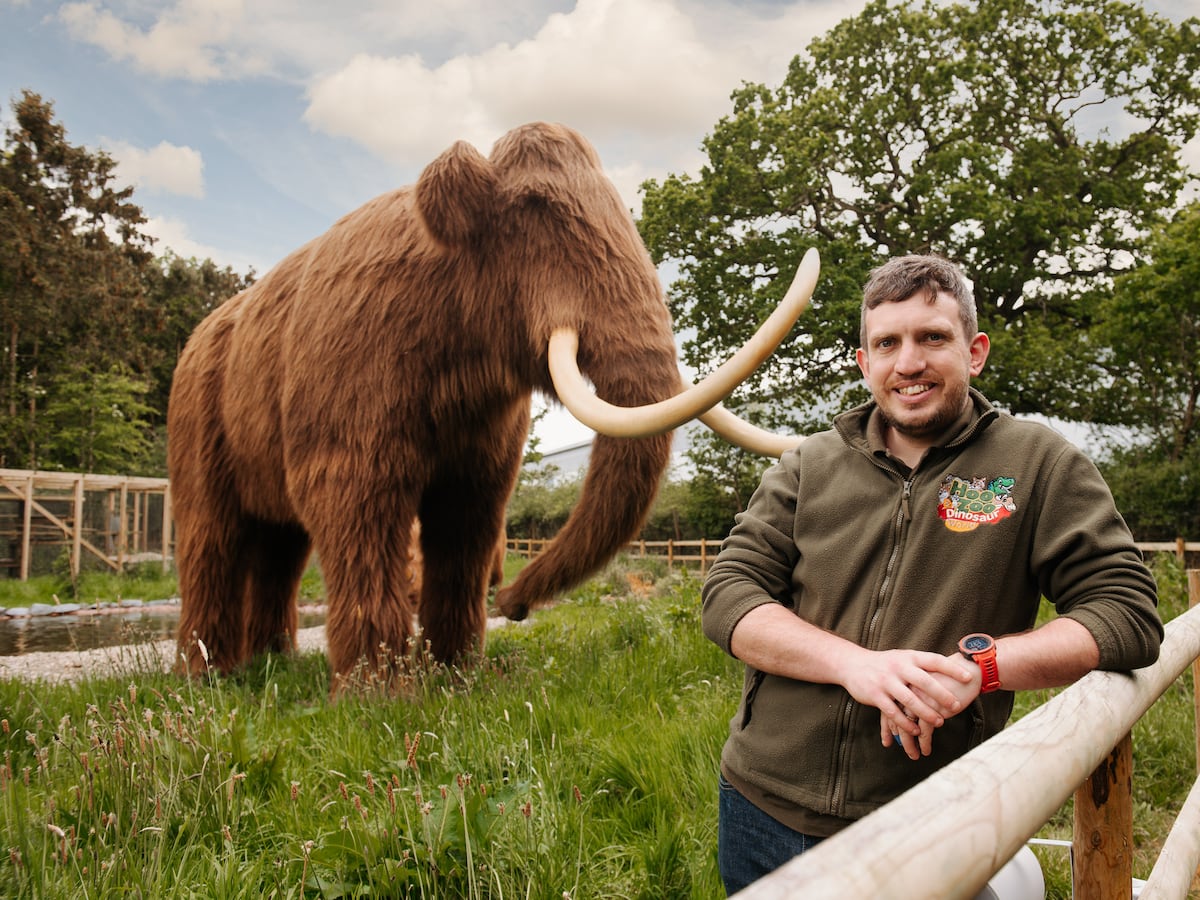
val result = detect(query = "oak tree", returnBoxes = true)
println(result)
[639,0,1200,442]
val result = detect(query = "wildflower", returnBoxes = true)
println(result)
[129,683,137,705]
[339,781,349,801]
[223,825,233,844]
[521,801,532,819]
[573,785,583,805]
[353,795,367,820]
[405,732,421,769]
[290,781,300,802]
[1,719,7,734]
[365,772,375,795]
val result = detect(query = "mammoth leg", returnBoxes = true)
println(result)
[175,513,250,676]
[241,519,312,660]
[314,502,419,690]
[418,406,527,664]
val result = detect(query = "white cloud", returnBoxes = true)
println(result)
[301,0,860,206]
[104,139,205,198]
[141,214,261,272]
[57,0,259,81]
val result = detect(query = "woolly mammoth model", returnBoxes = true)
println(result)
[168,121,818,690]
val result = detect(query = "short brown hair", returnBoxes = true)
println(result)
[860,255,977,347]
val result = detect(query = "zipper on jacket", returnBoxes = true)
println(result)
[831,473,912,815]
[866,478,912,647]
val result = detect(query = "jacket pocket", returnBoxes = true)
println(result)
[739,670,766,729]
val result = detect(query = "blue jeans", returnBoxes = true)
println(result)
[718,775,824,896]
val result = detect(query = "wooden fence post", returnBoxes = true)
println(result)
[19,474,32,581]
[1073,732,1134,899]
[1190,569,1199,779]
[71,475,84,579]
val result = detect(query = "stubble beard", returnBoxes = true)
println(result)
[879,380,970,440]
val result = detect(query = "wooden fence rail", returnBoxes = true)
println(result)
[735,571,1200,899]
[507,537,1200,574]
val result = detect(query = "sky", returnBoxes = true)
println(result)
[2,0,1198,452]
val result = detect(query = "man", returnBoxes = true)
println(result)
[701,254,1163,895]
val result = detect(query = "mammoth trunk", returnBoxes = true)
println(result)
[495,431,672,619]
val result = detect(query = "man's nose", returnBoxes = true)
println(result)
[895,340,925,374]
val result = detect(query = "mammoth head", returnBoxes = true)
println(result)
[414,121,819,458]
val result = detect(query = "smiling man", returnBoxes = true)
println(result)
[701,254,1163,896]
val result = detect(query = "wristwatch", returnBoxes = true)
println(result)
[958,633,1001,693]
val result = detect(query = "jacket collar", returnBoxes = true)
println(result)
[833,387,999,458]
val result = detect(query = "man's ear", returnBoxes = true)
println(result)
[855,346,870,380]
[968,332,990,376]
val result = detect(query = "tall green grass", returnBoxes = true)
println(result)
[1,558,733,898]
[0,554,1194,898]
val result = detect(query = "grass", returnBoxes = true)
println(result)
[0,553,1195,898]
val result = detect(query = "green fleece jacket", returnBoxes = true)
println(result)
[701,389,1162,836]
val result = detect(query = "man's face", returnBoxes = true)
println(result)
[855,291,989,444]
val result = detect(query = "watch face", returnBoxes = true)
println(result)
[962,634,992,653]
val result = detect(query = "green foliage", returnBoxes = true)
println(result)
[1099,442,1200,541]
[0,91,251,473]
[40,362,156,474]
[140,251,255,418]
[506,473,581,539]
[638,0,1200,444]
[1091,202,1200,462]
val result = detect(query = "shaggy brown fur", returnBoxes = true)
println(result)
[168,122,681,691]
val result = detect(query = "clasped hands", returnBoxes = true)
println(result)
[843,649,982,761]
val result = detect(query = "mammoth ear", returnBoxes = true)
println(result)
[415,139,498,247]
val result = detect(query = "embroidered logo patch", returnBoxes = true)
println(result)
[937,474,1016,532]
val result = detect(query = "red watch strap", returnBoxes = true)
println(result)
[977,651,1001,693]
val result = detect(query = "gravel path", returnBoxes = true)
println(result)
[0,616,521,683]
[0,626,330,684]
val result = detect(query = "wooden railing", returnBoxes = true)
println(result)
[735,570,1200,899]
[506,538,1200,575]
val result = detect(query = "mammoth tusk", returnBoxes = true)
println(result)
[548,247,818,457]
[698,404,803,458]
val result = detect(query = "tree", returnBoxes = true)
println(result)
[1091,202,1200,462]
[140,251,255,419]
[639,0,1200,446]
[40,362,155,474]
[0,90,157,467]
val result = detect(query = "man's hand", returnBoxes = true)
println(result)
[883,654,981,760]
[836,649,974,759]
[726,605,974,759]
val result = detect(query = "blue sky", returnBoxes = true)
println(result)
[2,0,1197,451]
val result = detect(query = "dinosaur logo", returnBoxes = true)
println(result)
[937,474,1016,533]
